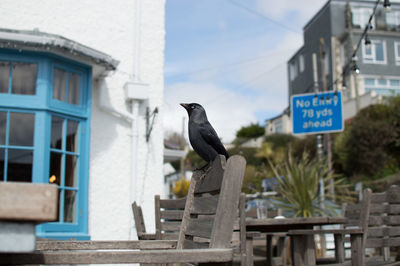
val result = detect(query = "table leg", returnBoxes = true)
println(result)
[290,234,316,266]
[266,234,272,266]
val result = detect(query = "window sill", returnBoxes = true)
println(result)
[36,232,90,241]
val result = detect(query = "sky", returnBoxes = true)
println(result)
[163,0,330,143]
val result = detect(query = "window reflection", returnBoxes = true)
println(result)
[65,155,77,187]
[64,190,76,223]
[0,112,6,145]
[7,149,33,182]
[66,120,79,152]
[49,152,62,186]
[68,73,81,105]
[53,68,66,102]
[51,116,64,150]
[11,62,37,95]
[0,61,10,93]
[9,112,35,147]
[0,149,4,181]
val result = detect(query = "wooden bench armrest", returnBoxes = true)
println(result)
[0,248,233,264]
[288,228,364,235]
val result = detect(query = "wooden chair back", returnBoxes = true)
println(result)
[154,195,185,240]
[177,154,246,250]
[342,188,372,234]
[366,185,400,262]
[132,201,146,239]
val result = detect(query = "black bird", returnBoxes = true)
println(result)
[180,103,229,165]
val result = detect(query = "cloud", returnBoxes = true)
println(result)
[163,82,266,143]
[256,0,327,21]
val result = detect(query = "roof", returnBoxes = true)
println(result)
[0,28,119,71]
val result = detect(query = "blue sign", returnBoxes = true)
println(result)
[291,91,343,135]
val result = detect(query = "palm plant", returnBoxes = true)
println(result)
[268,151,352,217]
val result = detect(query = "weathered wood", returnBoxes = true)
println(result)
[132,201,156,240]
[155,195,162,240]
[0,182,58,222]
[192,194,219,214]
[186,217,214,238]
[2,155,247,265]
[160,210,184,220]
[161,221,181,232]
[350,233,364,265]
[159,197,186,209]
[0,248,233,264]
[288,189,372,266]
[210,155,246,248]
[194,155,226,193]
[36,240,177,250]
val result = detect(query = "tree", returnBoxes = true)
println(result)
[236,123,265,139]
[334,102,398,179]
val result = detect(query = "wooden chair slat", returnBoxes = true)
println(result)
[193,156,226,194]
[160,210,184,220]
[365,237,400,248]
[192,194,219,214]
[182,239,210,249]
[367,226,400,237]
[159,197,186,209]
[161,221,181,232]
[186,216,214,238]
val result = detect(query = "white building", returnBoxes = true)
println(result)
[0,0,166,240]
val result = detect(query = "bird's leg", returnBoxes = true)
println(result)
[197,163,211,180]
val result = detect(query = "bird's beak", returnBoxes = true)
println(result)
[180,103,189,110]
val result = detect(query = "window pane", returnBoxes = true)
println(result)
[49,152,62,186]
[365,45,372,56]
[365,78,375,85]
[375,43,384,61]
[65,155,78,187]
[53,68,66,102]
[64,190,77,223]
[0,61,10,93]
[51,116,64,150]
[7,149,33,182]
[397,44,400,57]
[66,120,79,152]
[390,79,400,86]
[378,79,386,86]
[68,73,81,105]
[0,148,4,181]
[11,62,37,95]
[9,112,35,147]
[0,111,6,145]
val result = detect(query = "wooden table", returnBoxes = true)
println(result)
[0,182,58,252]
[246,217,348,266]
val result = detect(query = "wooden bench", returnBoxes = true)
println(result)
[288,188,372,266]
[0,154,246,265]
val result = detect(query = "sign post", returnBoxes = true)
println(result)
[291,91,343,135]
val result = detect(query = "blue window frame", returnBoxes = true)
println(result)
[0,50,91,240]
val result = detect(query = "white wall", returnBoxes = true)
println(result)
[0,0,166,240]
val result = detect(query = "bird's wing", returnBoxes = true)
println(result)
[199,123,229,158]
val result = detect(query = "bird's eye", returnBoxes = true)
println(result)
[191,105,195,109]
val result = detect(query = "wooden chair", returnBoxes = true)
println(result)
[154,195,186,240]
[363,185,400,265]
[0,155,246,265]
[154,192,254,265]
[132,201,156,240]
[288,188,372,266]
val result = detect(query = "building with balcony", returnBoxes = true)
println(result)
[288,0,399,120]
